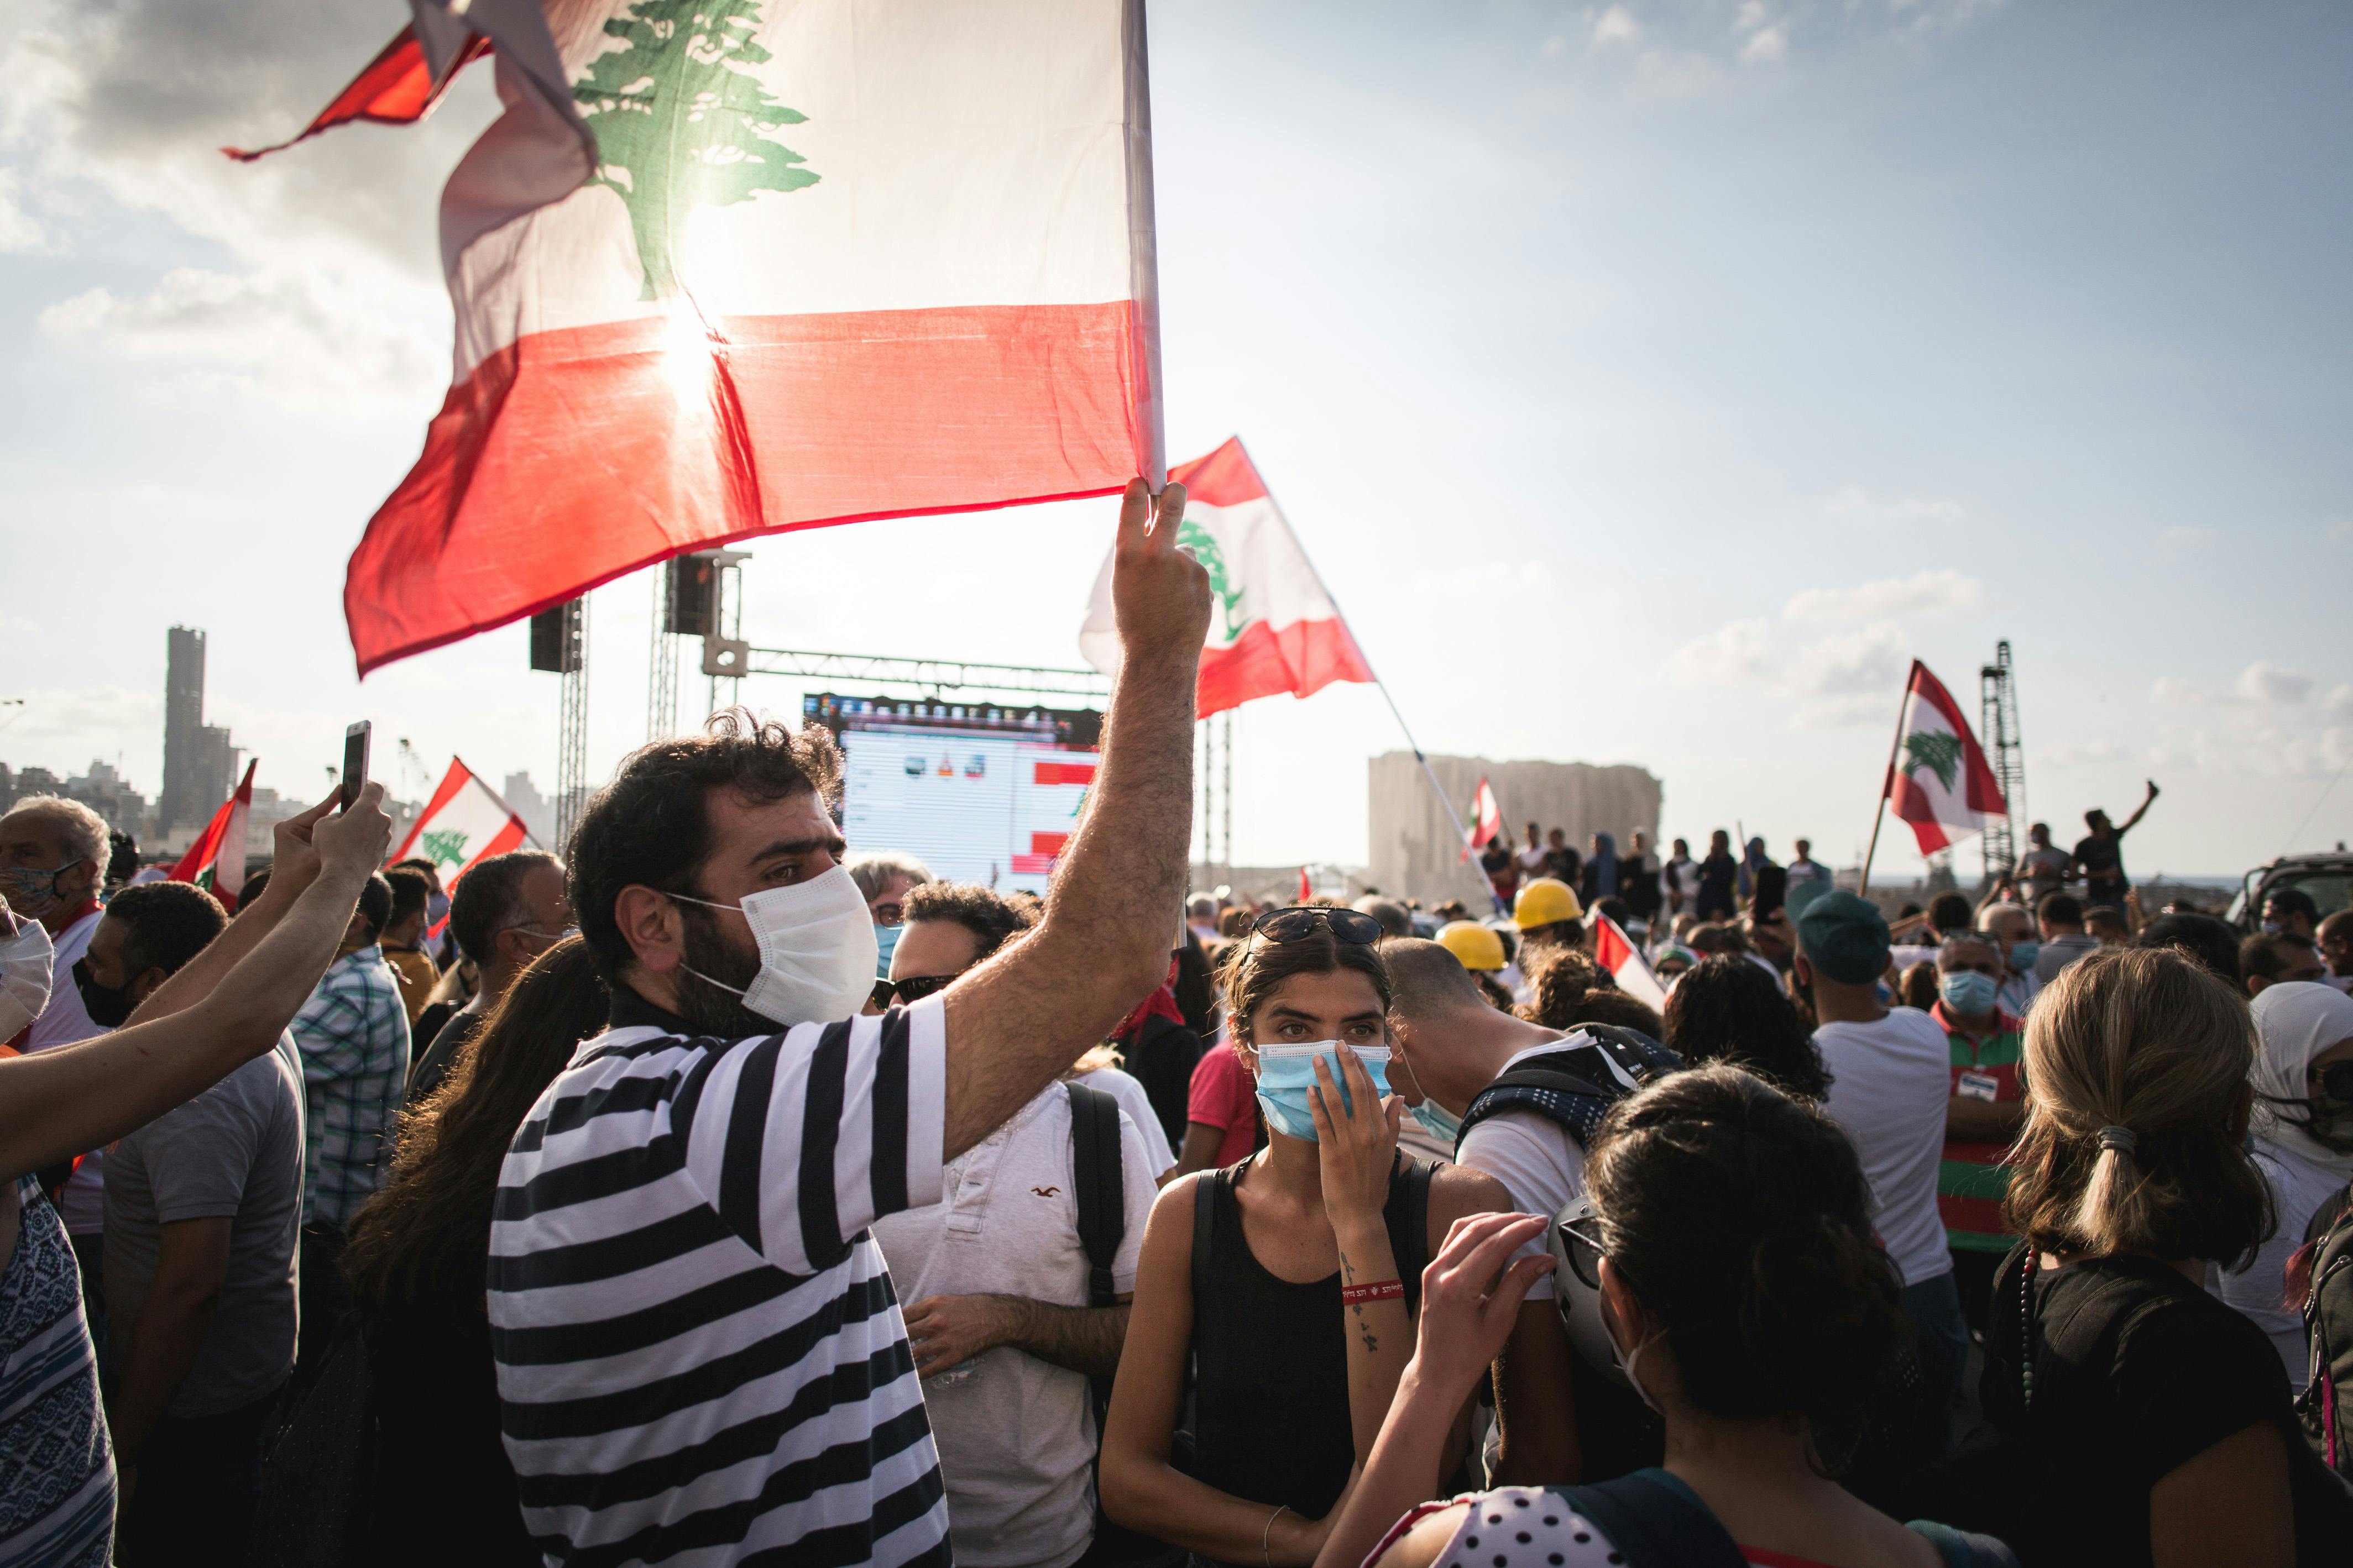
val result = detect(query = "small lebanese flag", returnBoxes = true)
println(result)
[260,0,1165,675]
[1298,866,1312,903]
[1078,438,1377,718]
[1460,777,1502,863]
[388,759,540,892]
[170,760,257,912]
[1592,909,1670,1012]
[1885,660,2008,855]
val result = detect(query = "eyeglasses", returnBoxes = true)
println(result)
[1555,1214,1606,1290]
[872,973,959,1009]
[1251,906,1384,946]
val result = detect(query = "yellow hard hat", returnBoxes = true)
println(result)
[1436,920,1507,973]
[1513,877,1584,931]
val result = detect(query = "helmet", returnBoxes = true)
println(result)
[1514,877,1584,931]
[1435,920,1506,972]
[1544,1194,1630,1387]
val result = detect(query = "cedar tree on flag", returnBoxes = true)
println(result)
[389,759,541,891]
[1077,438,1377,718]
[170,760,257,912]
[1591,909,1670,1012]
[1460,778,1502,863]
[1884,660,2009,854]
[243,0,1167,675]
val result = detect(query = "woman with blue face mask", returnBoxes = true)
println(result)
[1101,908,1513,1566]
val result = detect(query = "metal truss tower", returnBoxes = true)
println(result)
[1198,712,1234,888]
[647,568,678,742]
[1978,640,2026,883]
[555,596,590,849]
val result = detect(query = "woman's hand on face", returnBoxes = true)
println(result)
[1410,1212,1555,1397]
[1309,1048,1402,1225]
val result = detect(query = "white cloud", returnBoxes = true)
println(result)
[2155,660,2327,710]
[2235,661,2314,706]
[1663,616,1907,728]
[1818,485,1967,525]
[1661,616,1777,688]
[39,265,446,412]
[1542,33,1569,58]
[2041,738,2129,768]
[2326,685,2353,719]
[1592,6,1643,48]
[1782,568,1984,624]
[2161,526,2215,547]
[0,169,48,252]
[1742,24,1791,62]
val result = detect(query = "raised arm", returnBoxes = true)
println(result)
[2120,779,2160,835]
[940,479,1210,1157]
[0,784,390,1184]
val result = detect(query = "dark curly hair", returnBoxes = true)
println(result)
[901,880,1038,964]
[1660,956,1830,1100]
[1514,946,1606,1029]
[102,879,227,977]
[1587,1064,1907,1457]
[568,708,843,980]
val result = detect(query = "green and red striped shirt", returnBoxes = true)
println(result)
[1935,1000,2026,1252]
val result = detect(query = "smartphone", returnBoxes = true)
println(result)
[341,721,372,809]
[1752,864,1787,920]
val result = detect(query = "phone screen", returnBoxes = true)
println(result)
[341,721,372,809]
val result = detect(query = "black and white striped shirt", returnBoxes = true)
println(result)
[488,990,951,1567]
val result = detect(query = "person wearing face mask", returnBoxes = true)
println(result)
[2,793,119,1344]
[487,479,1213,1568]
[390,857,454,963]
[1317,1066,2017,1568]
[87,882,306,1563]
[1932,932,2028,1338]
[1100,910,1510,1565]
[849,848,934,980]
[2220,983,2353,1388]
[1381,937,1679,1486]
[1974,901,2043,1017]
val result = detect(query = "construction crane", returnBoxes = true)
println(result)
[1979,640,2026,884]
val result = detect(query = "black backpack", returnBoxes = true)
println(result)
[1453,1024,1681,1155]
[2295,1180,2353,1479]
[1065,1082,1184,1568]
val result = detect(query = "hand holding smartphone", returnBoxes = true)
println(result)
[341,721,372,809]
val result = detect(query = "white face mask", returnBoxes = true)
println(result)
[673,864,879,1028]
[0,916,54,1041]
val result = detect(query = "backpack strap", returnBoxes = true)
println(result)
[1402,1156,1436,1305]
[1190,1166,1219,1316]
[1456,1031,1685,1152]
[1065,1082,1125,1310]
[1554,1471,1746,1568]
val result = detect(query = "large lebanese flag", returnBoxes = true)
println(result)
[1076,438,1376,717]
[389,759,539,889]
[1884,660,2008,854]
[311,0,1163,675]
[170,760,257,913]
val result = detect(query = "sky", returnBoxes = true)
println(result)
[1,0,2347,884]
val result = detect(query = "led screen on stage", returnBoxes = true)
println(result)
[836,723,1099,893]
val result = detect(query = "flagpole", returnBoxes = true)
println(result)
[1858,668,1915,896]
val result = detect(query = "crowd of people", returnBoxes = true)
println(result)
[1,484,2349,1567]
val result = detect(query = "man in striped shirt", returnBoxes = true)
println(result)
[490,480,1210,1568]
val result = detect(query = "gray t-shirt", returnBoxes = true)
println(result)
[103,1033,306,1416]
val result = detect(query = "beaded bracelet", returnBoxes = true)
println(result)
[1340,1278,1404,1305]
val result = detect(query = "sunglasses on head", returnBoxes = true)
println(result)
[871,973,958,1010]
[1555,1214,1606,1290]
[1251,906,1384,946]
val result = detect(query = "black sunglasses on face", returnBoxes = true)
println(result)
[1251,906,1384,946]
[2318,1061,2353,1104]
[874,973,958,1007]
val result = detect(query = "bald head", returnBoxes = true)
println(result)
[1384,937,1491,1022]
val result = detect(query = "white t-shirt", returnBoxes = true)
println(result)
[28,909,106,1234]
[1813,1008,1954,1287]
[1517,845,1549,873]
[2220,1139,2351,1391]
[1453,1043,1590,1303]
[871,1084,1158,1568]
[1071,1066,1174,1179]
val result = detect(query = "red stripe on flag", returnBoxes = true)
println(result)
[1033,762,1096,786]
[1196,616,1377,720]
[1169,437,1272,509]
[1029,831,1070,857]
[1012,853,1057,874]
[347,302,1145,675]
[222,29,491,162]
[451,816,531,889]
[387,760,477,866]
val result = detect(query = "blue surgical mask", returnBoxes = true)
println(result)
[1410,1097,1462,1147]
[426,891,452,926]
[1253,1042,1392,1142]
[874,922,902,979]
[1941,969,1999,1016]
[2009,940,2041,973]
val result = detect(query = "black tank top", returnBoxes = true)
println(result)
[1188,1156,1434,1533]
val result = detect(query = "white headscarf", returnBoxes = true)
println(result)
[2249,980,2353,1168]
